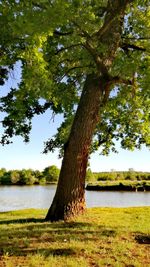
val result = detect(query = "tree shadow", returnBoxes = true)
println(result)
[0,247,78,257]
[0,218,44,225]
[0,217,117,258]
[0,218,94,227]
[135,234,150,244]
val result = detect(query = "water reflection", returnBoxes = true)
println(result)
[0,185,150,212]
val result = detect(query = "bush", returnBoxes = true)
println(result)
[86,168,95,182]
[95,171,150,182]
[38,177,46,185]
[33,170,44,184]
[97,172,117,181]
[10,170,20,184]
[0,168,6,184]
[0,171,11,185]
[19,169,36,185]
[43,165,60,182]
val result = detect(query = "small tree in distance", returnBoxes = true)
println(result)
[86,168,95,182]
[43,165,60,183]
[10,170,20,184]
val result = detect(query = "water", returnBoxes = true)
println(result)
[0,185,150,212]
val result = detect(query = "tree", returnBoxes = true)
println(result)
[19,169,36,185]
[43,165,60,182]
[0,0,150,221]
[10,170,20,184]
[86,168,95,182]
[0,168,6,184]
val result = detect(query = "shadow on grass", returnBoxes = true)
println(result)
[0,218,44,225]
[0,219,116,235]
[0,218,105,232]
[135,234,150,244]
[0,247,78,257]
[0,217,117,257]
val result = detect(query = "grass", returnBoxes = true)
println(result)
[0,207,150,266]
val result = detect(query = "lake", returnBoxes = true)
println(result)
[0,185,150,212]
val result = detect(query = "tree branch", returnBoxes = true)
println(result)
[122,36,150,40]
[57,57,85,68]
[93,0,134,40]
[72,21,91,39]
[111,76,132,86]
[95,7,107,17]
[57,65,91,83]
[101,75,133,105]
[55,43,82,55]
[54,30,73,36]
[31,1,47,10]
[121,43,146,52]
[83,42,109,76]
[97,127,114,146]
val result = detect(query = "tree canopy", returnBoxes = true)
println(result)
[0,0,150,154]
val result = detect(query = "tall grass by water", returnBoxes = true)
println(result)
[0,207,149,266]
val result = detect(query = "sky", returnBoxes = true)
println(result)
[0,65,150,172]
[0,110,149,172]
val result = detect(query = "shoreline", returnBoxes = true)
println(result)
[86,181,150,191]
[1,181,150,192]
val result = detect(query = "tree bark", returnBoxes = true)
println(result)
[45,74,104,221]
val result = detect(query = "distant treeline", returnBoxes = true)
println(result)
[86,170,150,192]
[0,166,150,185]
[92,171,150,181]
[0,166,60,185]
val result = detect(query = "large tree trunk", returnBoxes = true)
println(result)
[45,0,130,222]
[45,74,104,221]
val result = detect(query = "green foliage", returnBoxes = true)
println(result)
[0,0,150,155]
[10,170,20,184]
[0,168,149,185]
[0,171,11,185]
[85,168,95,182]
[38,177,46,185]
[95,171,150,181]
[43,165,60,182]
[18,169,36,185]
[0,168,6,178]
[0,167,60,185]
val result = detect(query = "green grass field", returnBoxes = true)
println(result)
[0,207,149,266]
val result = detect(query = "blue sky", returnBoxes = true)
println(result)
[0,110,149,172]
[0,66,150,172]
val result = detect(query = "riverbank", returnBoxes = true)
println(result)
[1,180,150,192]
[0,207,149,266]
[86,180,150,191]
[1,168,150,186]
